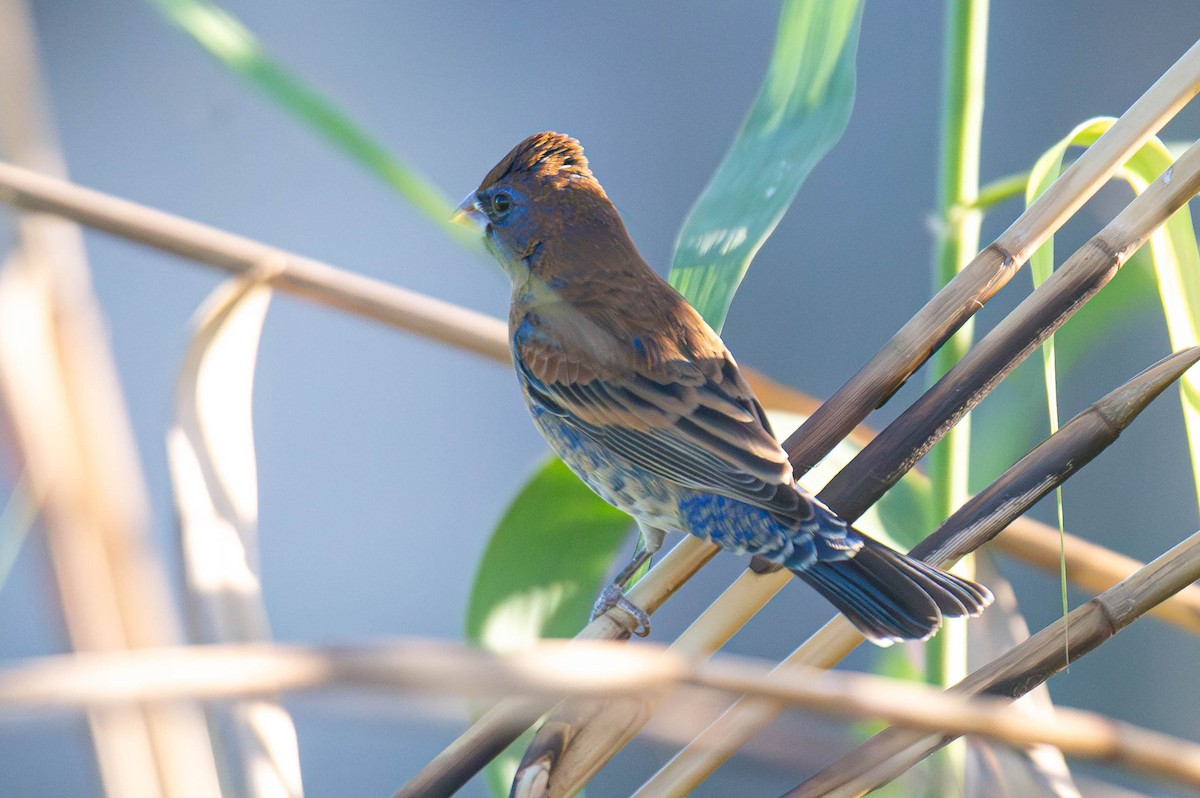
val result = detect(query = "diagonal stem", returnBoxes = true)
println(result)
[783,36,1200,475]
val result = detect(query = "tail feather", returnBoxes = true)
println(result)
[791,536,993,646]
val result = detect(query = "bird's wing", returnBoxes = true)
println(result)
[514,304,814,524]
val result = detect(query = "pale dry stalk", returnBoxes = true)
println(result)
[0,638,1199,789]
[0,2,220,796]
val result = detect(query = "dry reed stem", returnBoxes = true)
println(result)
[0,639,1197,789]
[548,351,1200,798]
[0,2,220,795]
[782,36,1200,473]
[0,161,511,363]
[531,131,1200,794]
[0,159,1194,797]
[785,528,1200,797]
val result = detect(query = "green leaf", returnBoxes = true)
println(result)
[1025,118,1200,512]
[466,457,632,651]
[465,457,630,796]
[146,0,482,251]
[669,0,863,331]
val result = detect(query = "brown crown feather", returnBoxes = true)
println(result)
[478,131,595,191]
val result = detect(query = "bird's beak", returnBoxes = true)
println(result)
[450,193,488,233]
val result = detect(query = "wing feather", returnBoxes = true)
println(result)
[515,314,811,523]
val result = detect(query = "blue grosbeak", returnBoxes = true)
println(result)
[454,131,991,645]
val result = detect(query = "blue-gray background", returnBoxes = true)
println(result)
[2,2,1200,796]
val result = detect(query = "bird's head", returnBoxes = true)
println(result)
[453,131,622,284]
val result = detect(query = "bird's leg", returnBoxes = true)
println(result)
[591,523,665,636]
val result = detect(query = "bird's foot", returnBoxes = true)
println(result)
[591,584,651,637]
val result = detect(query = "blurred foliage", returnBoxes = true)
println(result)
[148,0,481,250]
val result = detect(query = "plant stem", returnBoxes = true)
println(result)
[926,0,989,794]
[967,170,1029,210]
[930,0,988,525]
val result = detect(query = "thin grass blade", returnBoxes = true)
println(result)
[147,0,481,250]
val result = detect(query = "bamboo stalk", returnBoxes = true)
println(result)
[784,528,1200,797]
[782,36,1200,474]
[633,349,1200,797]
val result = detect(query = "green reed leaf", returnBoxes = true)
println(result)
[1027,117,1200,512]
[147,0,481,251]
[669,0,863,331]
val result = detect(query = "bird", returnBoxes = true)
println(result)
[452,131,991,645]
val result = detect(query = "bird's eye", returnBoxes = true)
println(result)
[490,191,513,217]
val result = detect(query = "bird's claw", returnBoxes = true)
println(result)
[591,584,651,636]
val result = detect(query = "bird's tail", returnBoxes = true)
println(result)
[791,536,992,646]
